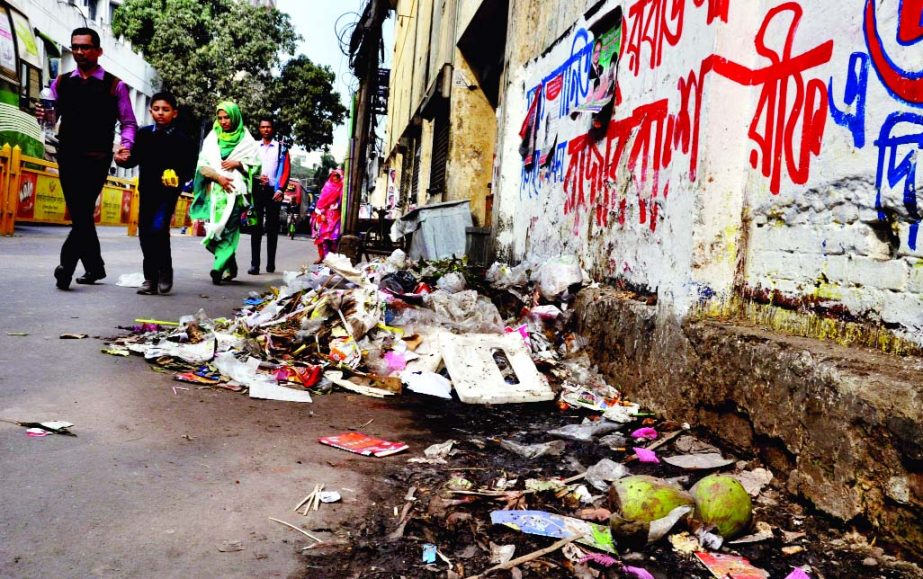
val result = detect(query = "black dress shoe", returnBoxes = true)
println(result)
[266,264,275,273]
[248,266,259,275]
[210,269,222,285]
[137,280,158,295]
[158,271,173,294]
[75,271,106,285]
[54,266,71,290]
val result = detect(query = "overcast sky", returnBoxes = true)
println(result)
[276,0,393,167]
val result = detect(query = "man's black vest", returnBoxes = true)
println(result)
[56,71,121,154]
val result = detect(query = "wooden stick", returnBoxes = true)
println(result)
[465,534,586,578]
[268,517,322,543]
[293,486,317,512]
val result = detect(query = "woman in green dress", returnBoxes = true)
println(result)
[190,101,260,284]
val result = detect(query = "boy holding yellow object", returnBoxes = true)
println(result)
[120,92,198,295]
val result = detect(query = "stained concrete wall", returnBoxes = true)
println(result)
[492,0,923,346]
[576,287,923,558]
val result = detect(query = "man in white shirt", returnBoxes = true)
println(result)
[249,116,291,274]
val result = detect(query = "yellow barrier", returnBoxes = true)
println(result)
[0,143,192,237]
[0,144,13,236]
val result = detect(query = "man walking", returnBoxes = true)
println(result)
[42,27,137,290]
[248,116,291,275]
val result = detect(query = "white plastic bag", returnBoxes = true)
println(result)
[532,256,584,300]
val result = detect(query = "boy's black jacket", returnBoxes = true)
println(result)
[124,124,198,196]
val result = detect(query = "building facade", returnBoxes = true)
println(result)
[378,0,923,348]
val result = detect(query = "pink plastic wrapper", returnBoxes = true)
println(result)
[631,427,658,440]
[634,447,660,463]
[623,566,655,579]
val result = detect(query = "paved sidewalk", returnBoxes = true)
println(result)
[0,225,415,577]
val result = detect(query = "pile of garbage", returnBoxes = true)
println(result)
[103,251,587,407]
[101,252,919,578]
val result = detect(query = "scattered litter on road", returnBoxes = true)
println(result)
[6,332,28,336]
[318,431,408,457]
[116,272,145,287]
[59,333,88,339]
[2,418,75,436]
[216,540,244,552]
[92,252,920,577]
[694,552,769,578]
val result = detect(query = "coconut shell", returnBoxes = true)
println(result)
[610,475,695,523]
[690,474,753,538]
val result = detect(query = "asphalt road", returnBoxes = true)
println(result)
[0,225,422,578]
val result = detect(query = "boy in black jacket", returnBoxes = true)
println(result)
[121,92,198,295]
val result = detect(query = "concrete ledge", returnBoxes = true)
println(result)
[575,287,923,558]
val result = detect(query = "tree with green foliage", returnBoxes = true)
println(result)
[311,152,340,191]
[112,0,347,151]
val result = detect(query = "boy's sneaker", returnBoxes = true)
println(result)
[158,270,173,294]
[137,280,158,295]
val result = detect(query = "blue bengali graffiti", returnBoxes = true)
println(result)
[829,52,870,148]
[875,112,923,249]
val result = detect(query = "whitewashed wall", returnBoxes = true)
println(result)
[493,0,923,344]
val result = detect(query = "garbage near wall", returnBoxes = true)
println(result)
[101,252,921,578]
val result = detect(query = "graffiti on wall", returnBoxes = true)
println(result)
[826,0,923,249]
[521,1,834,234]
[623,0,729,77]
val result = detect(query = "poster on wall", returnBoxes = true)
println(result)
[0,7,16,82]
[579,23,622,113]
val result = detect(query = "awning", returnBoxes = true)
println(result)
[34,29,60,58]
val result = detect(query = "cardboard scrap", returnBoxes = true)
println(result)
[440,333,554,404]
[490,510,616,554]
[319,431,409,457]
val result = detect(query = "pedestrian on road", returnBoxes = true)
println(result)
[189,101,260,285]
[311,168,344,263]
[38,27,137,290]
[119,92,198,295]
[248,116,291,275]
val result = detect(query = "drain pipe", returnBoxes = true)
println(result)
[440,0,459,98]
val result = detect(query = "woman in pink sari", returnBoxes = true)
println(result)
[311,168,344,263]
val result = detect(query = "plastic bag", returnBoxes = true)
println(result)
[379,270,418,294]
[116,272,146,288]
[421,290,504,333]
[486,262,530,289]
[548,419,623,442]
[499,439,566,459]
[436,272,466,293]
[585,458,631,491]
[532,255,584,300]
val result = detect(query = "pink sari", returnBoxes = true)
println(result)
[312,169,343,259]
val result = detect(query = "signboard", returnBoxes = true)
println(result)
[373,68,390,114]
[17,172,69,222]
[9,9,39,69]
[16,170,137,226]
[0,7,16,83]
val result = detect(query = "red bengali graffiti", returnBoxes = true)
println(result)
[692,0,729,24]
[864,0,923,105]
[624,0,730,77]
[562,2,833,230]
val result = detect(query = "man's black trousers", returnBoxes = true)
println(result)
[58,151,111,277]
[250,183,281,270]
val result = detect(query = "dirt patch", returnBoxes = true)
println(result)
[296,396,922,578]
